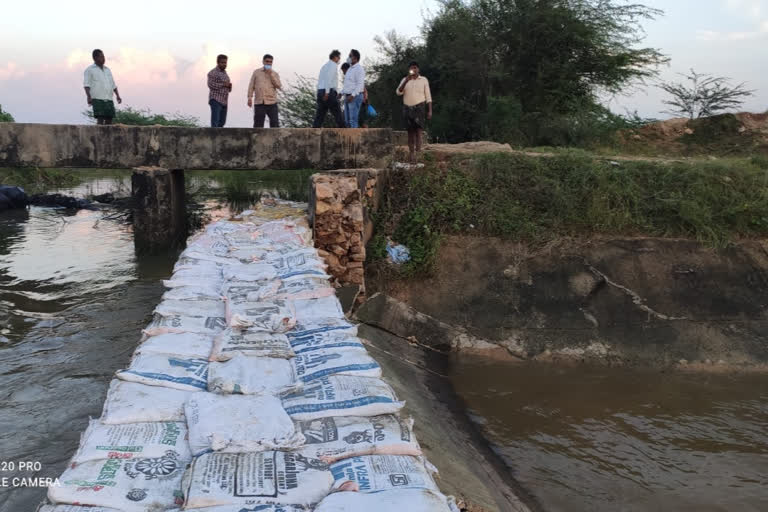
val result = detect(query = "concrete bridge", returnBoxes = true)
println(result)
[0,123,393,170]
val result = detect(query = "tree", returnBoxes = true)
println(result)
[659,69,754,119]
[279,74,342,128]
[82,106,199,127]
[0,105,14,123]
[368,0,668,145]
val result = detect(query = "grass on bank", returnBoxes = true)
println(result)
[0,167,82,194]
[370,152,768,274]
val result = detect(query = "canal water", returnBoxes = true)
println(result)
[0,169,311,512]
[2,170,767,511]
[450,357,768,512]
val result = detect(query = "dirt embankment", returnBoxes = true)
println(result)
[618,112,768,156]
[366,236,768,369]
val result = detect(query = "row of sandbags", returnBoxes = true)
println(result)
[42,202,460,512]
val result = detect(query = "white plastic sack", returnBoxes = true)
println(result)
[145,314,228,336]
[208,355,299,395]
[313,489,454,512]
[155,299,226,319]
[226,300,295,331]
[186,506,307,512]
[38,506,126,512]
[48,453,186,512]
[282,376,404,422]
[101,380,193,424]
[223,281,282,304]
[117,354,208,392]
[210,328,295,361]
[295,415,421,463]
[292,348,381,383]
[163,277,222,290]
[288,331,364,354]
[185,234,231,256]
[182,452,333,508]
[287,320,358,341]
[185,393,304,455]
[290,297,346,323]
[162,285,223,301]
[137,332,214,359]
[330,455,439,493]
[270,275,335,301]
[170,267,223,281]
[73,420,191,464]
[223,263,278,282]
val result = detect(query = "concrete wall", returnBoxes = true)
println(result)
[0,124,393,170]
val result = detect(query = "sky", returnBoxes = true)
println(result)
[0,0,766,127]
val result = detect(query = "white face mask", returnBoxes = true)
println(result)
[264,64,272,70]
[346,57,352,65]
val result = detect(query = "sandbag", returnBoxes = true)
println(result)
[226,300,295,331]
[162,278,223,290]
[290,297,345,323]
[187,506,307,512]
[137,332,214,359]
[73,420,190,464]
[270,275,335,301]
[287,320,358,340]
[223,281,282,304]
[155,299,226,319]
[222,263,278,282]
[208,355,299,395]
[117,354,208,392]
[288,331,364,355]
[295,415,421,463]
[101,380,192,424]
[313,489,455,512]
[330,455,439,493]
[170,267,223,281]
[185,394,305,455]
[292,348,381,383]
[48,453,186,512]
[282,376,404,421]
[182,452,333,508]
[145,314,227,336]
[210,328,295,361]
[162,285,223,301]
[38,505,128,512]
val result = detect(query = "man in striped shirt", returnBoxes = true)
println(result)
[207,54,232,128]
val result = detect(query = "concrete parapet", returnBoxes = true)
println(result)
[0,124,393,170]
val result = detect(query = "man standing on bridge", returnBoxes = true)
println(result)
[207,54,232,128]
[247,54,282,128]
[83,49,122,125]
[313,50,345,128]
[341,49,365,128]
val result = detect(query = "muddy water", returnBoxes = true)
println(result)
[0,169,311,512]
[450,357,768,511]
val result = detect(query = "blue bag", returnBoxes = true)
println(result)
[367,104,378,118]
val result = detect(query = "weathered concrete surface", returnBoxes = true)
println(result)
[356,292,512,357]
[132,167,186,250]
[368,236,768,367]
[359,324,538,512]
[0,124,393,170]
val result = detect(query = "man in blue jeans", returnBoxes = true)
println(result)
[341,49,365,128]
[207,54,231,127]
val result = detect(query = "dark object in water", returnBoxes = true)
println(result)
[29,193,96,210]
[92,192,115,204]
[0,185,29,211]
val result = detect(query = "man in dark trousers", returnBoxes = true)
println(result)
[207,54,232,127]
[247,54,282,128]
[313,50,345,128]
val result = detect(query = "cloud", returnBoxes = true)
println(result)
[700,0,768,39]
[0,62,26,81]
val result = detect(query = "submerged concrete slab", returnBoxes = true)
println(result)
[0,124,393,170]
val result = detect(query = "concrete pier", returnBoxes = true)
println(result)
[131,167,186,251]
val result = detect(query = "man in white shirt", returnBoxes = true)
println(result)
[313,50,345,128]
[341,49,365,128]
[83,49,122,125]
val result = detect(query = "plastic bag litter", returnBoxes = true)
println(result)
[155,299,226,319]
[386,241,411,264]
[282,376,404,421]
[145,314,227,336]
[226,300,296,331]
[185,393,305,455]
[72,420,190,464]
[117,354,208,392]
[295,415,421,463]
[290,333,365,354]
[182,452,333,508]
[48,454,186,512]
[101,380,193,424]
[292,348,381,382]
[312,489,454,512]
[210,328,295,361]
[137,332,214,359]
[330,455,439,493]
[208,355,299,395]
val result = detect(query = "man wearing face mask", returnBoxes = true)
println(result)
[340,49,365,128]
[247,54,282,128]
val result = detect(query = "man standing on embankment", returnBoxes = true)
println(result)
[397,61,432,163]
[207,54,232,128]
[341,49,365,128]
[247,54,282,128]
[313,50,345,128]
[83,49,122,125]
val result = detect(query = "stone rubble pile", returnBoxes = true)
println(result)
[41,199,458,512]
